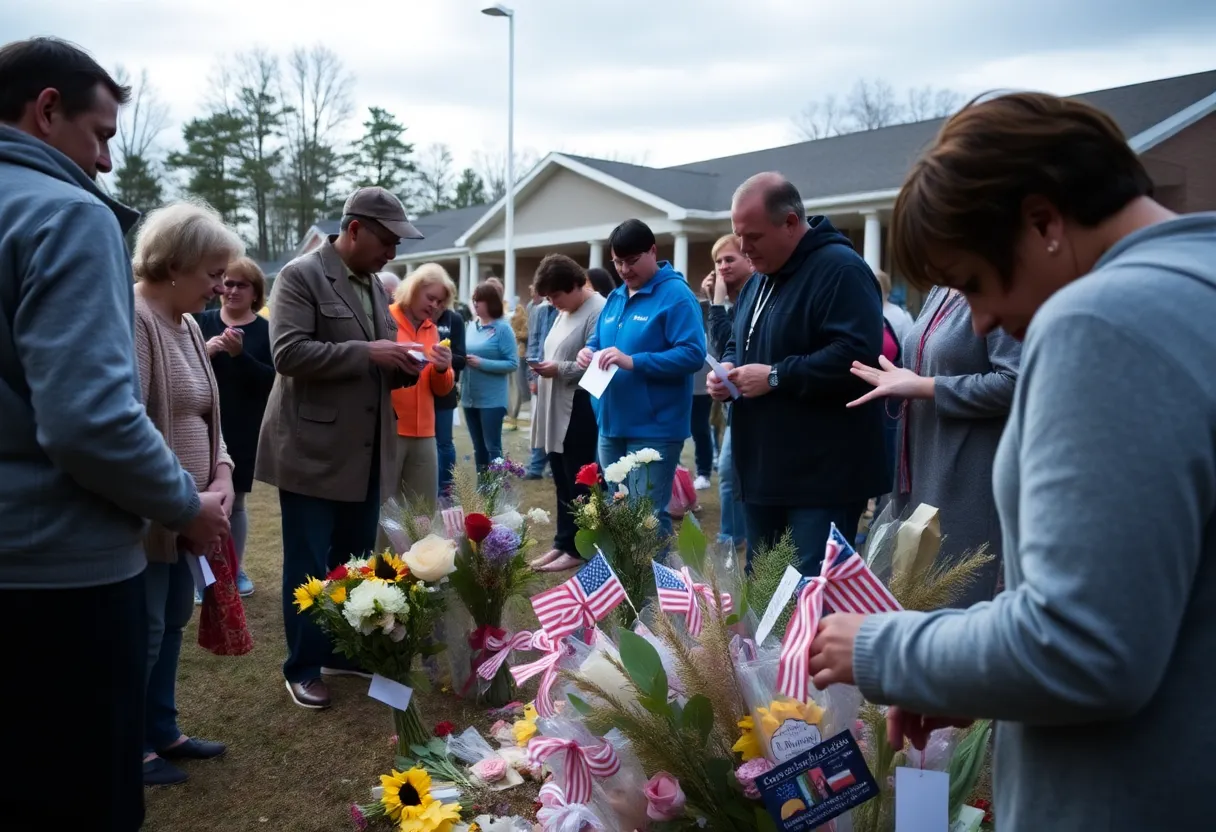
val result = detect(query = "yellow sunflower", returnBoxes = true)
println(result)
[293,577,324,611]
[329,585,347,604]
[380,767,433,822]
[732,715,764,762]
[402,798,461,832]
[364,551,409,583]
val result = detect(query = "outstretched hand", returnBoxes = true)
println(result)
[847,355,933,407]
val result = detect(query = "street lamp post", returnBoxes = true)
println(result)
[482,3,516,307]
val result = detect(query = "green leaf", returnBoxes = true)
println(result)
[567,694,594,716]
[408,670,432,694]
[428,737,448,756]
[574,529,599,559]
[677,514,708,572]
[725,613,740,626]
[681,694,714,743]
[947,720,992,817]
[617,629,664,697]
[409,744,432,758]
[705,756,736,790]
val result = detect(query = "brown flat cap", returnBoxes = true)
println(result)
[343,186,424,240]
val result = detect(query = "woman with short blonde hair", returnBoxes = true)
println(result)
[132,199,246,786]
[385,262,455,517]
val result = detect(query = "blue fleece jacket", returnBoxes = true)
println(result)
[587,262,706,441]
[0,125,200,589]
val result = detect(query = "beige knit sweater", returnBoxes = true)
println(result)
[134,291,231,563]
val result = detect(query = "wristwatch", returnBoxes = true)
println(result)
[768,366,779,389]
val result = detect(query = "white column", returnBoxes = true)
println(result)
[863,211,883,272]
[673,231,689,278]
[458,253,470,300]
[467,252,480,302]
[588,241,604,269]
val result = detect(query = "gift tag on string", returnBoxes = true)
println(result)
[894,767,949,832]
[755,566,804,647]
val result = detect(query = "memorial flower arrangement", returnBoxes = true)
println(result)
[352,764,463,832]
[293,539,457,752]
[571,453,667,625]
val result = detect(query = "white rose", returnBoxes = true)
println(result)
[402,533,458,582]
[633,448,663,464]
[527,508,551,525]
[491,510,524,532]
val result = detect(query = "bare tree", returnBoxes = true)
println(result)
[413,143,456,215]
[113,66,169,166]
[905,85,965,122]
[793,94,846,141]
[846,79,902,131]
[474,146,541,201]
[281,44,354,240]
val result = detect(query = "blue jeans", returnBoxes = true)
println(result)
[744,501,868,575]
[717,426,747,547]
[688,395,714,478]
[464,405,507,470]
[435,407,456,499]
[528,446,549,476]
[279,483,380,683]
[598,436,684,541]
[144,556,197,752]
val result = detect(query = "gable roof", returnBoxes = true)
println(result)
[393,203,494,258]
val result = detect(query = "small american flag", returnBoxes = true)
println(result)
[440,506,465,539]
[777,523,901,701]
[653,561,732,637]
[530,552,626,639]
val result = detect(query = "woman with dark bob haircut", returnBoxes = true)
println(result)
[528,254,606,571]
[810,91,1216,830]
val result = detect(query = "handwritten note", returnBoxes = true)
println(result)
[368,674,414,711]
[755,565,804,647]
[578,355,619,398]
[705,354,741,399]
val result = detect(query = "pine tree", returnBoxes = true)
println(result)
[167,112,247,226]
[354,106,415,202]
[451,168,488,209]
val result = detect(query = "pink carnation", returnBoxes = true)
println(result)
[472,757,508,782]
[736,758,775,799]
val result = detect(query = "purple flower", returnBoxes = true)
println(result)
[481,525,521,562]
[488,456,526,478]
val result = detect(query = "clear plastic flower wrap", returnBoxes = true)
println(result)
[445,726,523,790]
[532,715,651,832]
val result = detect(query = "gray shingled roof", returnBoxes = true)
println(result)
[570,69,1216,211]
[394,203,492,256]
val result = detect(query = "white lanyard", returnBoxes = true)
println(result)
[745,276,775,353]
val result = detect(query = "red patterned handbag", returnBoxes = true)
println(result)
[197,537,253,656]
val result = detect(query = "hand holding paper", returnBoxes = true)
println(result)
[706,354,740,399]
[578,353,619,398]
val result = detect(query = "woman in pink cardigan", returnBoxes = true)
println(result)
[131,201,245,787]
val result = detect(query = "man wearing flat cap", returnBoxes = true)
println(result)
[257,186,426,709]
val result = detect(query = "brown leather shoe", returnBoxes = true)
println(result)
[285,678,331,709]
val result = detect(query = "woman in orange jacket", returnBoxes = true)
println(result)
[389,264,455,514]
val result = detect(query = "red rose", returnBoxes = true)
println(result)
[434,721,455,738]
[326,564,348,581]
[575,463,601,488]
[465,513,493,543]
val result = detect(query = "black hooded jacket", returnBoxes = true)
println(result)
[721,217,888,505]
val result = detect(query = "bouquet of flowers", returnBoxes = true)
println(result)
[293,538,457,753]
[571,452,668,625]
[351,764,463,832]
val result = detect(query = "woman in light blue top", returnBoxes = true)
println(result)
[462,281,519,470]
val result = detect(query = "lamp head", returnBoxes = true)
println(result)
[481,4,513,16]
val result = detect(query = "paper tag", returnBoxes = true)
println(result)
[185,553,217,592]
[949,804,985,832]
[757,731,879,831]
[755,565,804,647]
[895,767,949,832]
[577,355,619,398]
[770,719,823,763]
[705,354,741,399]
[367,674,414,711]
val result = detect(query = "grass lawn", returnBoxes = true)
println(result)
[145,414,721,831]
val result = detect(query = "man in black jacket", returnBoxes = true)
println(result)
[711,172,886,573]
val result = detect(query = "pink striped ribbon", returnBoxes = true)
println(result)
[677,566,732,637]
[776,531,902,702]
[509,630,569,717]
[476,629,534,681]
[528,737,620,804]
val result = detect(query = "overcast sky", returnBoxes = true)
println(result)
[5,0,1216,176]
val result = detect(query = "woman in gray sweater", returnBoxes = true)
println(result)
[850,284,1020,606]
[527,254,606,572]
[809,91,1216,831]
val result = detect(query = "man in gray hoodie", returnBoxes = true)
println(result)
[0,38,229,829]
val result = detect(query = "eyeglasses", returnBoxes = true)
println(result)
[223,280,251,290]
[610,253,644,270]
[352,215,401,248]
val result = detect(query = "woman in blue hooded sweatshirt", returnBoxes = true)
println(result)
[577,219,707,538]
